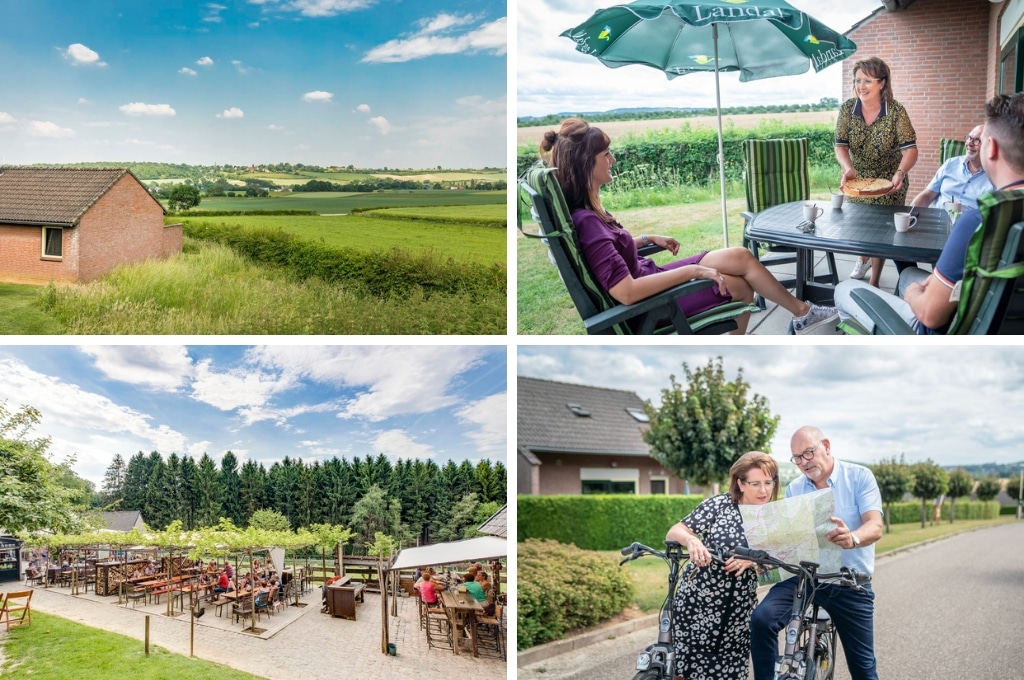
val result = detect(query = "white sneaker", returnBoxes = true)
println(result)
[792,304,839,335]
[849,259,871,280]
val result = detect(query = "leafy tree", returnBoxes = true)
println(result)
[180,455,198,529]
[643,357,779,488]
[349,484,402,547]
[0,402,78,533]
[436,492,482,542]
[910,460,949,529]
[194,453,222,527]
[239,459,267,521]
[871,455,912,533]
[100,453,127,507]
[219,451,243,526]
[974,476,1002,502]
[249,508,290,532]
[946,468,974,523]
[168,183,201,211]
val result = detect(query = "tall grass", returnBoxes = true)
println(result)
[39,240,505,334]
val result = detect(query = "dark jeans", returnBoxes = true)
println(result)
[893,260,918,274]
[750,577,878,680]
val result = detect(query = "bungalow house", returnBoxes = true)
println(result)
[99,510,146,533]
[845,0,1024,176]
[518,376,696,496]
[0,167,182,284]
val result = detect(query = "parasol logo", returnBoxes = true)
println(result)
[804,34,820,45]
[689,55,715,65]
[598,25,612,41]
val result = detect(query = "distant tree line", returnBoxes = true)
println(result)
[100,450,506,547]
[517,99,841,128]
[293,178,506,193]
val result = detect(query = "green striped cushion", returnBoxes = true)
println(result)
[744,138,810,213]
[940,138,966,165]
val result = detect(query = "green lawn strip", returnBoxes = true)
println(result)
[177,190,505,215]
[612,517,1015,614]
[0,611,262,680]
[0,283,65,334]
[359,204,506,225]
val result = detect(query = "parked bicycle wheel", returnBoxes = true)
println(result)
[631,670,665,680]
[802,618,838,680]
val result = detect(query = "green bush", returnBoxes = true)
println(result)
[518,539,634,651]
[885,500,1001,524]
[518,494,703,550]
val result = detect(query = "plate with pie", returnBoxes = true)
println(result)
[842,177,894,197]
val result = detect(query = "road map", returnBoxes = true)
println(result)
[739,488,841,573]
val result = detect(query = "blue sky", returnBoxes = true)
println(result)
[0,0,506,168]
[0,345,507,490]
[518,0,883,116]
[518,345,1024,469]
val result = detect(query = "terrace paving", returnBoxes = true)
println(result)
[0,581,505,679]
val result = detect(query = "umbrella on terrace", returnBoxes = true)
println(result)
[561,0,858,246]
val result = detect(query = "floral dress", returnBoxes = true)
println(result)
[835,97,917,206]
[672,494,758,680]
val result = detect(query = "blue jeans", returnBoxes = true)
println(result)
[750,577,878,680]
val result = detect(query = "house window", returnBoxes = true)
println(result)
[650,477,669,495]
[625,407,649,422]
[566,403,591,417]
[42,227,62,259]
[1000,27,1023,95]
[580,467,639,494]
[582,480,636,494]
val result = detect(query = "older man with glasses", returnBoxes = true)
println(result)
[749,426,884,680]
[910,125,995,213]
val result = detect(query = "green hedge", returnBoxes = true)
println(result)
[519,496,1003,550]
[517,539,634,651]
[516,121,836,180]
[517,494,703,550]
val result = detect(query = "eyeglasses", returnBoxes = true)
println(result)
[965,136,982,146]
[741,479,776,490]
[791,440,822,464]
[854,78,881,86]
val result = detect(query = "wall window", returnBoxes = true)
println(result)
[580,467,639,494]
[42,227,62,259]
[1000,27,1023,95]
[650,477,669,495]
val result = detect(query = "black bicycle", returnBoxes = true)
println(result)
[730,545,871,680]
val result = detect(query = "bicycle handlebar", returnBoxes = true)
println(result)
[729,545,871,587]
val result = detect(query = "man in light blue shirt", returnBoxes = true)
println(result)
[911,125,995,212]
[750,426,884,680]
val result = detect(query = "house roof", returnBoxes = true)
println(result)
[477,504,507,538]
[100,510,143,532]
[0,167,165,226]
[518,376,651,457]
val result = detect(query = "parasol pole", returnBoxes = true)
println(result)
[712,23,729,247]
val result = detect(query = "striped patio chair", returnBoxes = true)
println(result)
[518,163,758,335]
[849,189,1024,334]
[741,138,838,307]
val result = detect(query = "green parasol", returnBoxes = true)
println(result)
[562,0,858,246]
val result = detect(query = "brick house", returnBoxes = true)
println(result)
[0,167,182,284]
[518,376,699,496]
[845,0,1024,179]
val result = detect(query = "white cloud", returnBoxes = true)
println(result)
[232,60,252,74]
[179,67,198,76]
[197,56,214,66]
[302,90,333,103]
[189,358,295,411]
[267,124,285,131]
[187,441,212,457]
[362,15,505,64]
[371,429,437,462]
[355,104,371,113]
[0,112,15,124]
[368,116,391,134]
[27,120,74,138]
[63,43,107,67]
[78,346,195,392]
[217,107,245,119]
[454,392,507,456]
[119,103,176,116]
[204,3,227,22]
[272,0,377,18]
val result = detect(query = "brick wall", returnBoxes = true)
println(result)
[844,0,992,187]
[77,174,176,282]
[532,451,694,495]
[0,224,78,284]
[162,223,183,258]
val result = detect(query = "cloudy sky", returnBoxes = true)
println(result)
[518,345,1024,469]
[0,0,506,168]
[0,345,507,490]
[518,0,884,117]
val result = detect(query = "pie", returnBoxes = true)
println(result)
[842,177,893,197]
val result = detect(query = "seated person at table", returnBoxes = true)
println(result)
[540,118,839,335]
[214,569,230,594]
[835,93,1024,334]
[143,561,155,576]
[476,572,496,616]
[131,566,144,580]
[26,563,40,581]
[207,560,218,575]
[414,568,439,606]
[463,572,487,602]
[911,124,995,212]
[224,561,234,579]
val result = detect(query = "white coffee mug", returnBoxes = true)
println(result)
[830,193,844,210]
[803,202,824,223]
[893,212,918,233]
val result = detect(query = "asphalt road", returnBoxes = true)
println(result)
[518,522,1024,680]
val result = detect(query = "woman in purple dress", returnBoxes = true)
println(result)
[540,118,839,334]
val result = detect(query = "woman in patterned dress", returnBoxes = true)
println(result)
[665,452,780,680]
[836,56,920,288]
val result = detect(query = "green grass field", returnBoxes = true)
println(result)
[176,189,506,215]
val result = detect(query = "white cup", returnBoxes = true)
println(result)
[831,193,844,210]
[893,212,918,233]
[803,202,824,223]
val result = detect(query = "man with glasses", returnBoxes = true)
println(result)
[835,93,1024,333]
[749,426,883,680]
[909,124,994,213]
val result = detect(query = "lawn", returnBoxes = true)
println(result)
[175,190,506,215]
[0,283,65,334]
[0,611,261,680]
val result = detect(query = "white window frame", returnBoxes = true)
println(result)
[41,226,63,260]
[649,476,670,495]
[580,467,639,494]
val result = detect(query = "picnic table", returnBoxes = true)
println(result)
[440,590,484,657]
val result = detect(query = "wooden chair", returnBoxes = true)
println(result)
[233,597,255,624]
[125,584,149,608]
[519,164,757,334]
[848,189,1024,334]
[741,138,838,307]
[255,588,275,618]
[475,604,505,660]
[1,590,33,630]
[425,600,453,651]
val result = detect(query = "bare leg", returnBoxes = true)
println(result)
[721,273,752,335]
[868,257,885,287]
[701,247,811,318]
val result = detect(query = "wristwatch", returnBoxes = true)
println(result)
[851,533,861,547]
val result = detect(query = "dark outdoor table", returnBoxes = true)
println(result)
[746,200,951,304]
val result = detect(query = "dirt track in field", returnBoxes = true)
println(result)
[517,110,838,148]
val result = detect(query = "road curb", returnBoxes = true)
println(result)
[517,613,660,667]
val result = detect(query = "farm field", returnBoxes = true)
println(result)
[174,190,506,214]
